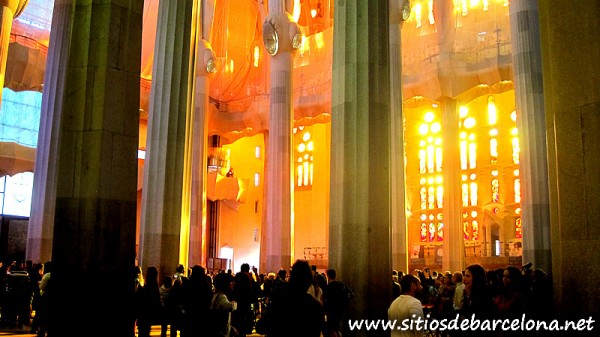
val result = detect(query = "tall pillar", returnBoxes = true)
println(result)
[26,0,69,264]
[330,1,392,335]
[509,0,551,272]
[40,1,142,336]
[262,0,301,272]
[0,0,27,106]
[441,98,465,272]
[188,0,216,266]
[389,0,409,274]
[538,0,600,320]
[139,0,193,278]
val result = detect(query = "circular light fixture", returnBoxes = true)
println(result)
[401,0,411,21]
[292,33,303,49]
[263,21,279,56]
[206,58,216,73]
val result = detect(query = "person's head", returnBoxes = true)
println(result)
[146,266,159,284]
[176,264,185,274]
[502,266,520,288]
[241,263,250,273]
[191,265,206,279]
[400,274,422,296]
[214,272,234,292]
[452,271,462,284]
[326,268,336,281]
[444,273,453,286]
[289,260,313,292]
[278,269,287,280]
[162,276,173,288]
[464,264,486,294]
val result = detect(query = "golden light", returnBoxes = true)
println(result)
[307,141,314,151]
[435,175,443,184]
[315,31,324,49]
[488,96,497,125]
[490,138,498,158]
[461,0,468,16]
[420,177,427,185]
[491,169,498,176]
[431,122,441,133]
[415,3,423,28]
[489,128,498,136]
[483,0,489,11]
[511,127,518,135]
[514,169,519,176]
[462,174,468,181]
[424,111,435,123]
[298,143,306,152]
[511,110,517,122]
[303,131,311,141]
[419,124,429,135]
[311,9,317,18]
[464,117,476,129]
[459,106,469,118]
[253,46,260,67]
[471,210,478,218]
[292,0,302,22]
[428,0,435,25]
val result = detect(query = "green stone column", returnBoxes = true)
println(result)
[42,1,142,336]
[139,0,193,278]
[330,1,392,335]
[539,0,600,321]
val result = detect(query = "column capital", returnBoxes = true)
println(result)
[196,39,217,76]
[262,12,302,56]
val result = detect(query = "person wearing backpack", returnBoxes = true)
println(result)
[323,269,353,337]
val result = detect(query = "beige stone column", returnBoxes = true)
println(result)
[139,0,193,278]
[187,0,216,267]
[262,0,301,272]
[35,1,143,335]
[441,98,465,272]
[539,0,600,320]
[330,1,392,334]
[0,0,27,106]
[389,0,409,274]
[26,0,71,265]
[509,0,551,272]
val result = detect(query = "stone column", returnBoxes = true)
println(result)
[187,0,216,268]
[509,0,552,272]
[538,0,600,320]
[389,0,408,274]
[0,0,27,106]
[330,2,392,335]
[262,0,301,272]
[26,0,71,265]
[39,1,142,335]
[441,98,465,272]
[139,0,193,278]
[485,224,492,257]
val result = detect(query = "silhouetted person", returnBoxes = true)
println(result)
[267,260,324,337]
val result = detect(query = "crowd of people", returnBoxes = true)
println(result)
[133,260,353,337]
[0,258,553,337]
[389,263,554,337]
